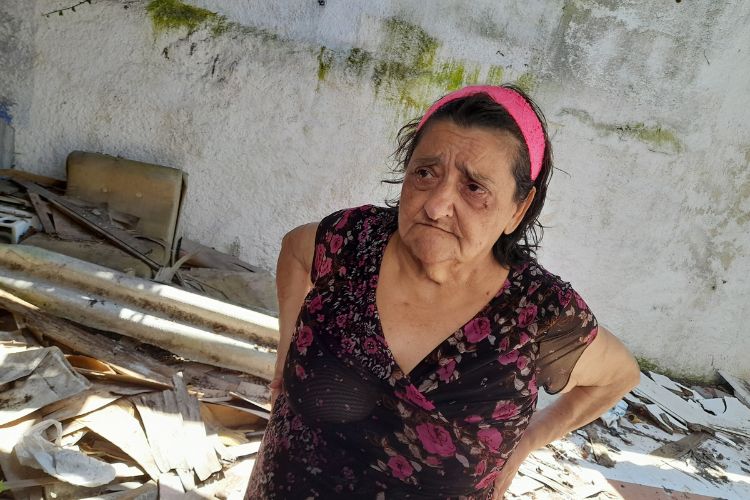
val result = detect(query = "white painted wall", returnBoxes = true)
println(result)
[1,0,748,379]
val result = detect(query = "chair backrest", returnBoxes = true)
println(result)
[65,151,188,265]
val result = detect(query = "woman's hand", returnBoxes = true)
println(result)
[269,376,283,407]
[490,449,527,499]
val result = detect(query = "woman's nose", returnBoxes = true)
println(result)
[423,180,456,221]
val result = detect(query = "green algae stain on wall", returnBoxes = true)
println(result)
[346,48,373,78]
[317,46,334,81]
[515,72,536,93]
[617,123,682,153]
[308,17,537,119]
[146,0,225,35]
[486,65,505,85]
[368,17,489,117]
[562,108,683,153]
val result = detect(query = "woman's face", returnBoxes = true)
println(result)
[397,119,532,269]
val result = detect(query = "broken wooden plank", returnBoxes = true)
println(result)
[40,386,122,423]
[172,373,222,482]
[17,180,162,270]
[132,390,191,476]
[26,192,55,235]
[0,169,65,189]
[650,432,710,459]
[158,473,185,500]
[76,400,161,481]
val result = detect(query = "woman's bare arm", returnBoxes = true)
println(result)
[493,326,640,497]
[271,223,318,404]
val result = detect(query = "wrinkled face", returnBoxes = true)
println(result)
[397,119,530,268]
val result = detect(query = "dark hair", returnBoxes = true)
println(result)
[384,84,554,267]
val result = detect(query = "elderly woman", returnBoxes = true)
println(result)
[247,85,640,499]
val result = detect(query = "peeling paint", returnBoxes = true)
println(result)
[561,108,682,152]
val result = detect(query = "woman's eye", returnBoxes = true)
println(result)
[416,168,431,178]
[466,183,486,194]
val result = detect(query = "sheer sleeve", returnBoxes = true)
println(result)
[536,286,598,394]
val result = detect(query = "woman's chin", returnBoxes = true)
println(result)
[406,240,458,266]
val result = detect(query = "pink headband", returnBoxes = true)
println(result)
[417,85,545,181]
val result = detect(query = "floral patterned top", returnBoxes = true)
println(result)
[247,205,598,499]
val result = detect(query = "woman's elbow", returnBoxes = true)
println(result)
[621,354,641,393]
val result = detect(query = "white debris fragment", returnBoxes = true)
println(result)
[15,419,116,487]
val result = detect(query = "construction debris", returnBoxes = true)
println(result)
[0,245,277,379]
[0,162,275,498]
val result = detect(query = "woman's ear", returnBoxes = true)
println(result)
[503,187,536,235]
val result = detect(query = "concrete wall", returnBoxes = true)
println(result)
[1,0,748,379]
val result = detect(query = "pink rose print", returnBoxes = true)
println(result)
[517,304,538,328]
[528,376,538,395]
[291,416,303,431]
[334,210,351,229]
[330,234,344,254]
[338,265,347,276]
[519,332,530,345]
[315,243,325,263]
[295,364,306,379]
[574,291,587,310]
[296,326,313,353]
[317,257,332,278]
[416,423,456,457]
[498,336,509,352]
[336,314,348,327]
[464,317,491,343]
[437,359,456,382]
[424,455,441,466]
[474,470,499,490]
[558,287,572,308]
[363,337,379,354]
[516,355,529,370]
[397,384,436,411]
[308,294,323,313]
[492,401,519,420]
[464,415,483,424]
[387,455,414,480]
[498,349,519,365]
[340,337,355,353]
[474,459,487,477]
[477,427,504,452]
